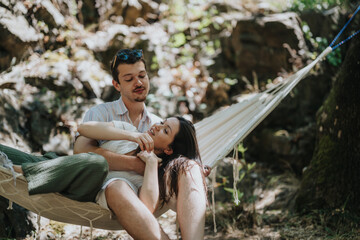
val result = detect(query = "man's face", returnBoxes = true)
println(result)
[114,61,150,103]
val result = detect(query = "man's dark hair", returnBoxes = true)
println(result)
[110,49,146,83]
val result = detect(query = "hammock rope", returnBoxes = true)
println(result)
[232,145,241,206]
[211,167,217,233]
[0,5,359,234]
[330,5,360,50]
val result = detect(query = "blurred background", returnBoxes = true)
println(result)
[0,0,359,239]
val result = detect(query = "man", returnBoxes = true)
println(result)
[74,49,206,240]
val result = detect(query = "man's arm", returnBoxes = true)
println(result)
[74,136,145,174]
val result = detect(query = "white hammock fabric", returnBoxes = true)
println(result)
[196,47,332,168]
[0,47,332,230]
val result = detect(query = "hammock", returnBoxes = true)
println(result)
[0,5,359,232]
[0,47,333,232]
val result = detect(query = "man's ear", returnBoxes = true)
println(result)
[164,147,173,156]
[112,79,121,92]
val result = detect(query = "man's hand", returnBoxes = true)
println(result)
[129,132,154,152]
[128,155,146,175]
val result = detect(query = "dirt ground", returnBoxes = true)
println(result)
[24,166,359,240]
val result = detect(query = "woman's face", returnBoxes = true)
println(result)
[147,117,180,155]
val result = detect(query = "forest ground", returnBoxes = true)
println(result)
[23,164,359,240]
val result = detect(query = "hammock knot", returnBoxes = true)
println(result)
[7,200,13,210]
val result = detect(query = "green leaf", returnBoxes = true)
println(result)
[223,187,234,193]
[238,172,246,182]
[247,162,256,171]
[238,144,247,154]
[171,33,187,48]
[224,78,238,86]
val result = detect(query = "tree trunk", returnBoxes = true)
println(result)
[295,35,360,215]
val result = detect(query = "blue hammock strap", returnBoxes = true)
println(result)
[329,5,360,50]
[332,29,360,50]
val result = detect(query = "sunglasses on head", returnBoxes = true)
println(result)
[112,49,143,68]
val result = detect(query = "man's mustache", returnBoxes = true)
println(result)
[134,86,145,91]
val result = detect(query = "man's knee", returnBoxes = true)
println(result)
[105,180,133,209]
[81,153,109,176]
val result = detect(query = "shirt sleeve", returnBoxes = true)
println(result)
[75,106,108,140]
[83,107,107,123]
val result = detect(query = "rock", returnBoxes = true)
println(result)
[79,0,99,25]
[0,197,34,238]
[300,6,342,39]
[72,48,113,98]
[219,12,307,81]
[0,7,43,71]
[1,49,112,99]
[203,80,231,113]
[34,0,65,28]
[100,0,159,25]
[0,89,31,151]
[42,132,72,155]
[80,0,160,26]
[245,123,317,175]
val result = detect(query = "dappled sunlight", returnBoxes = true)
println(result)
[1,0,358,239]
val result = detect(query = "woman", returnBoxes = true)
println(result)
[2,116,207,213]
[77,116,206,213]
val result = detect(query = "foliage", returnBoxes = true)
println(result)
[290,0,344,11]
[219,144,256,205]
[317,38,342,66]
[302,22,342,66]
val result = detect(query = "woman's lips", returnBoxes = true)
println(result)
[148,128,155,136]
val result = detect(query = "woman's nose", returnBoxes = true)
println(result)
[155,124,163,131]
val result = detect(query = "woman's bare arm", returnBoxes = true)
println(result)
[137,151,160,213]
[78,121,134,141]
[77,121,153,151]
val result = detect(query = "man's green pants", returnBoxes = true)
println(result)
[0,144,108,202]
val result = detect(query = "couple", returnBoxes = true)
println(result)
[0,49,208,239]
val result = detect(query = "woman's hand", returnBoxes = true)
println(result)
[137,151,162,164]
[203,165,212,177]
[129,132,154,152]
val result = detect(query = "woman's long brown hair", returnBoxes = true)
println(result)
[157,116,207,206]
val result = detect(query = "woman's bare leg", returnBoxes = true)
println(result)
[176,162,206,240]
[106,180,169,240]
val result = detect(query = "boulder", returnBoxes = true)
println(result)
[80,0,160,26]
[219,12,307,81]
[34,0,65,28]
[79,0,99,25]
[244,69,333,176]
[245,124,316,175]
[101,0,159,25]
[0,197,34,238]
[300,6,342,39]
[0,89,34,238]
[0,7,42,71]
